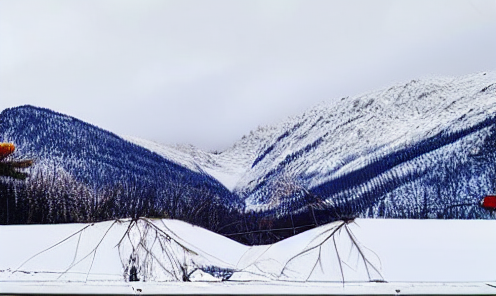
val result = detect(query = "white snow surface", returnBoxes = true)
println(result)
[1,218,495,294]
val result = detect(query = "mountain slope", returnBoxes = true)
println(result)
[123,124,278,191]
[1,72,494,244]
[0,106,240,230]
[236,71,496,223]
[130,72,496,227]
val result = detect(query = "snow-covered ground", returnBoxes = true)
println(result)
[1,218,495,294]
[1,281,494,295]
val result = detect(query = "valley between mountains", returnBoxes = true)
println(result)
[1,71,495,244]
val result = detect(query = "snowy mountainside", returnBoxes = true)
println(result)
[0,106,240,229]
[121,136,203,173]
[124,124,279,191]
[127,71,496,225]
[238,71,496,221]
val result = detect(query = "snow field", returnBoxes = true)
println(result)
[1,218,495,293]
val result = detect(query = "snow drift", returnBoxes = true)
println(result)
[0,218,382,283]
[1,218,495,294]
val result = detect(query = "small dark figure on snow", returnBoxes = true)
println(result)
[129,265,139,282]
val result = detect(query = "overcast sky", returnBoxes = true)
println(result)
[1,0,495,151]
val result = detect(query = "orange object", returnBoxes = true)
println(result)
[0,143,15,158]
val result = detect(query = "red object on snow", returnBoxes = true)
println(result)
[481,195,496,210]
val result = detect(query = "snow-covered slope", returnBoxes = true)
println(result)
[1,218,495,293]
[0,106,240,231]
[240,72,496,221]
[127,72,496,226]
[243,73,495,191]
[124,124,278,191]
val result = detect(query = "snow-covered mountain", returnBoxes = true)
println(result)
[129,71,496,224]
[1,71,495,243]
[0,106,240,231]
[239,71,496,221]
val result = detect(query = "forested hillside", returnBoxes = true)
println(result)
[0,106,241,233]
[235,72,496,228]
[1,72,495,245]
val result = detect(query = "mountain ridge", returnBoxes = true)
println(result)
[1,71,495,244]
[126,71,496,222]
[0,105,240,230]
